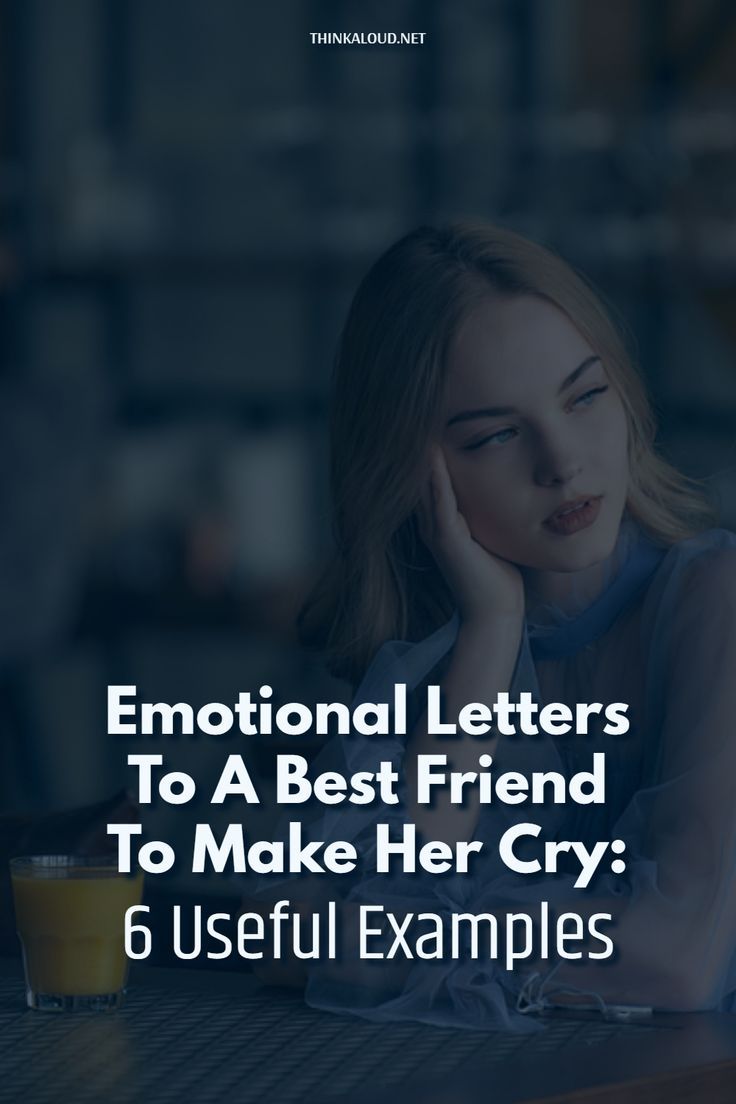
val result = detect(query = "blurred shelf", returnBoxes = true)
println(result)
[118,390,326,427]
[5,210,736,288]
[76,578,305,640]
[21,255,365,287]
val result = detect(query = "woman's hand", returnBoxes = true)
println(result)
[419,450,524,627]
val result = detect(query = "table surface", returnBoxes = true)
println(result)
[0,959,731,1104]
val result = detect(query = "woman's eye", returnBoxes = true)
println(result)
[463,427,518,451]
[572,385,609,409]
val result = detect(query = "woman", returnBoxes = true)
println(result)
[270,222,736,1029]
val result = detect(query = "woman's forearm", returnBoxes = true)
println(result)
[404,614,523,845]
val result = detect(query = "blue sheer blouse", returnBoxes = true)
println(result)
[290,525,736,1029]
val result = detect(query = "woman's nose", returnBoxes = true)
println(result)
[533,439,583,487]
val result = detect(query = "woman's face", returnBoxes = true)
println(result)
[440,294,630,572]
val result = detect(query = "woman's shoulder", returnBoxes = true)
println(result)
[639,529,736,722]
[648,528,736,645]
[660,527,736,596]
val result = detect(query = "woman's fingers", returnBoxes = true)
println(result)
[418,450,525,621]
[431,450,464,542]
[418,449,468,555]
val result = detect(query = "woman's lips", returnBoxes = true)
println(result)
[543,496,602,536]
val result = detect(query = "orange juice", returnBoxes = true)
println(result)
[11,861,143,999]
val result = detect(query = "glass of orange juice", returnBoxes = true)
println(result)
[10,855,144,1012]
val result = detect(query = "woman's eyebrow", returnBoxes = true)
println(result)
[557,355,601,393]
[444,355,602,428]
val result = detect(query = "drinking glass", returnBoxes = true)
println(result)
[10,855,144,1012]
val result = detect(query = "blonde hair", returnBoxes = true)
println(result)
[300,222,714,685]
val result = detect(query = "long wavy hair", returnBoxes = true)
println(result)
[300,222,714,686]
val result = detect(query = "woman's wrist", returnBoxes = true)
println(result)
[452,607,524,692]
[459,601,524,639]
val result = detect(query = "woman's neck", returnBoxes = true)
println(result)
[522,523,634,620]
[523,557,614,617]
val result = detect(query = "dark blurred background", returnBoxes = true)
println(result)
[1,0,735,890]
